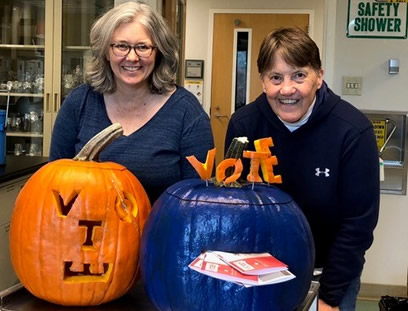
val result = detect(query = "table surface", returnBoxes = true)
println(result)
[1,282,156,311]
[1,281,319,311]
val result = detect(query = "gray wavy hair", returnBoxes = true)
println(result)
[85,1,178,94]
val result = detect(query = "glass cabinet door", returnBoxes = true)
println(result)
[0,0,45,157]
[59,0,114,101]
[0,0,114,158]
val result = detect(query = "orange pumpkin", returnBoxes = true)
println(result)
[9,124,151,306]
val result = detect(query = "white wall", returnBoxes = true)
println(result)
[185,0,408,288]
[331,0,408,287]
[114,0,160,11]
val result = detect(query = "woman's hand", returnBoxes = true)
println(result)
[318,298,340,311]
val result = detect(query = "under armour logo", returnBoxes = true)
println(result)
[315,168,330,177]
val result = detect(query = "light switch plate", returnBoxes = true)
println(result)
[342,76,362,96]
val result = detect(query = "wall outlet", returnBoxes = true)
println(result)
[342,76,362,96]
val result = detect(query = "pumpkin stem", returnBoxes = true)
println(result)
[224,137,248,179]
[225,137,248,159]
[73,123,124,161]
[210,137,249,188]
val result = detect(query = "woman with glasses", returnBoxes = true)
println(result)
[49,1,214,204]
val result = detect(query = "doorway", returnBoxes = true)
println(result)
[210,12,309,164]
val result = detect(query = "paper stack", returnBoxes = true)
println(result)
[188,250,295,287]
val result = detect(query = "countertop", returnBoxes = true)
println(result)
[0,281,318,311]
[0,282,156,311]
[0,155,49,184]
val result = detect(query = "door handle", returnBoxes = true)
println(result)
[53,93,60,112]
[215,113,229,119]
[45,93,51,113]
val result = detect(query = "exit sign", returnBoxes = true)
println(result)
[347,0,408,38]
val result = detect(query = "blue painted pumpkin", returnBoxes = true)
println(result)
[140,179,315,311]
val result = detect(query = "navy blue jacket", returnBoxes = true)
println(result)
[49,84,214,204]
[225,82,380,306]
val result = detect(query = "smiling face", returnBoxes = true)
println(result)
[261,53,323,123]
[107,18,156,90]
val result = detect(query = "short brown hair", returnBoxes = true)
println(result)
[257,27,321,75]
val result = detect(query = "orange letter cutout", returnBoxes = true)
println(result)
[216,158,243,184]
[243,151,270,182]
[254,138,282,184]
[186,148,216,180]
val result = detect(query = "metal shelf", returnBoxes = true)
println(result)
[0,44,45,50]
[6,132,43,138]
[0,93,43,98]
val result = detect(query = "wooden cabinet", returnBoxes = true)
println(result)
[0,0,114,157]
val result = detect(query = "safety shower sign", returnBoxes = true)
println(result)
[347,0,408,38]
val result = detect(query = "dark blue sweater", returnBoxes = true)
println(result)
[225,82,380,306]
[49,84,214,204]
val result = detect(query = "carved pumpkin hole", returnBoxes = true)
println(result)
[115,191,138,223]
[63,261,111,282]
[54,191,79,217]
[78,220,102,247]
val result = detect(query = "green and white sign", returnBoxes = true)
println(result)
[347,0,408,38]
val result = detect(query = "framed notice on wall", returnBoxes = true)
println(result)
[185,60,204,78]
[347,0,408,38]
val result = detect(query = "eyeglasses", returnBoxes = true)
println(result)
[110,43,156,58]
